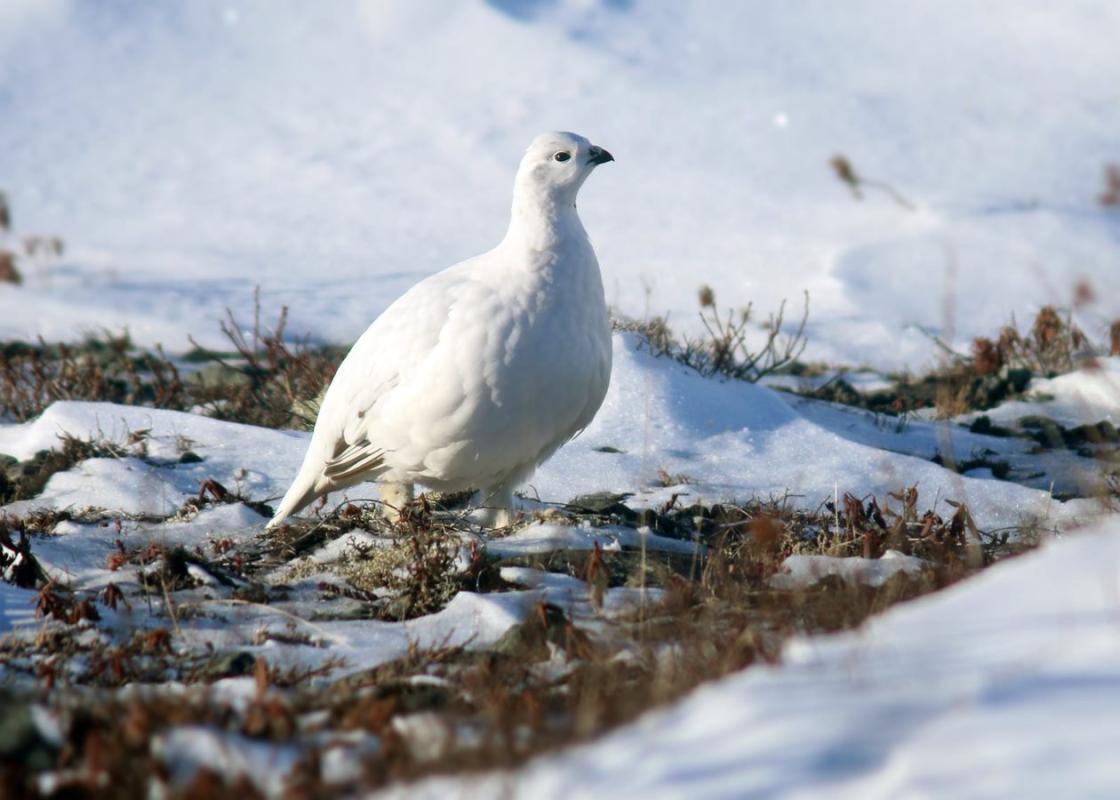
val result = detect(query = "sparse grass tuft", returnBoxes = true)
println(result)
[187,291,345,429]
[0,333,184,421]
[0,296,344,429]
[618,287,810,383]
[0,433,128,505]
[1100,163,1120,207]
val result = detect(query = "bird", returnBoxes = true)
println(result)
[268,132,614,529]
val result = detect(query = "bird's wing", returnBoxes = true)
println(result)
[322,438,385,483]
[327,264,476,443]
[270,264,480,527]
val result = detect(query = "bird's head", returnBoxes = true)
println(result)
[514,131,614,206]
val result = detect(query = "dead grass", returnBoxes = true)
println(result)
[1100,163,1120,207]
[807,304,1115,422]
[186,293,345,429]
[0,276,1110,795]
[0,333,184,422]
[829,153,916,210]
[0,484,1043,798]
[0,296,344,429]
[617,286,809,383]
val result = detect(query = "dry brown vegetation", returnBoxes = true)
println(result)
[829,153,916,210]
[0,433,127,506]
[0,277,1113,795]
[0,192,65,285]
[0,482,1038,798]
[617,286,809,383]
[1100,163,1120,207]
[623,290,1116,427]
[0,298,344,429]
[801,304,1112,420]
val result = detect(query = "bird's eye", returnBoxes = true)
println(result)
[554,152,571,162]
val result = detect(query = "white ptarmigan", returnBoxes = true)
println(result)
[268,132,614,528]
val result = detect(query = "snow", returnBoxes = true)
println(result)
[786,391,1109,499]
[973,357,1120,428]
[0,581,38,633]
[384,515,1120,800]
[769,550,925,590]
[0,382,1110,788]
[1,335,1102,532]
[1,2,1118,369]
[0,400,308,513]
[2,3,1120,795]
[537,334,1097,530]
[154,726,301,798]
[488,522,700,558]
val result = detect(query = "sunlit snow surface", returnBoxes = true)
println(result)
[3,2,1120,796]
[1,1,1119,368]
[0,336,1107,532]
[0,343,1117,799]
[386,516,1120,800]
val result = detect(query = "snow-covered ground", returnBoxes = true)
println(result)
[1,337,1115,796]
[2,1,1119,368]
[972,359,1120,428]
[1,336,1110,533]
[388,514,1120,800]
[2,333,1116,673]
[3,2,1120,796]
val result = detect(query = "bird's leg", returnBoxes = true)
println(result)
[479,483,515,528]
[379,481,414,517]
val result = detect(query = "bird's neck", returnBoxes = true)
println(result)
[502,187,587,254]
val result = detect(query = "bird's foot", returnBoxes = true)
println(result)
[378,481,414,517]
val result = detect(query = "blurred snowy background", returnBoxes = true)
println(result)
[2,0,1118,367]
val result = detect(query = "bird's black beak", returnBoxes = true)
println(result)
[588,146,614,165]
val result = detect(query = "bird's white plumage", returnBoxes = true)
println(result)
[269,132,613,527]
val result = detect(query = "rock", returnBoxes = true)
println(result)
[968,415,1014,437]
[187,362,252,390]
[565,492,636,521]
[0,692,59,772]
[492,602,585,661]
[200,650,257,680]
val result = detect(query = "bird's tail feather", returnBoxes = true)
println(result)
[267,472,322,529]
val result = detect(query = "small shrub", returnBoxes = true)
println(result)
[0,333,182,421]
[0,250,20,285]
[0,295,344,429]
[829,153,916,210]
[188,291,344,429]
[619,287,810,383]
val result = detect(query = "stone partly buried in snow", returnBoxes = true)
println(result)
[564,491,635,517]
[0,692,60,772]
[0,441,123,505]
[491,602,593,661]
[199,650,258,680]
